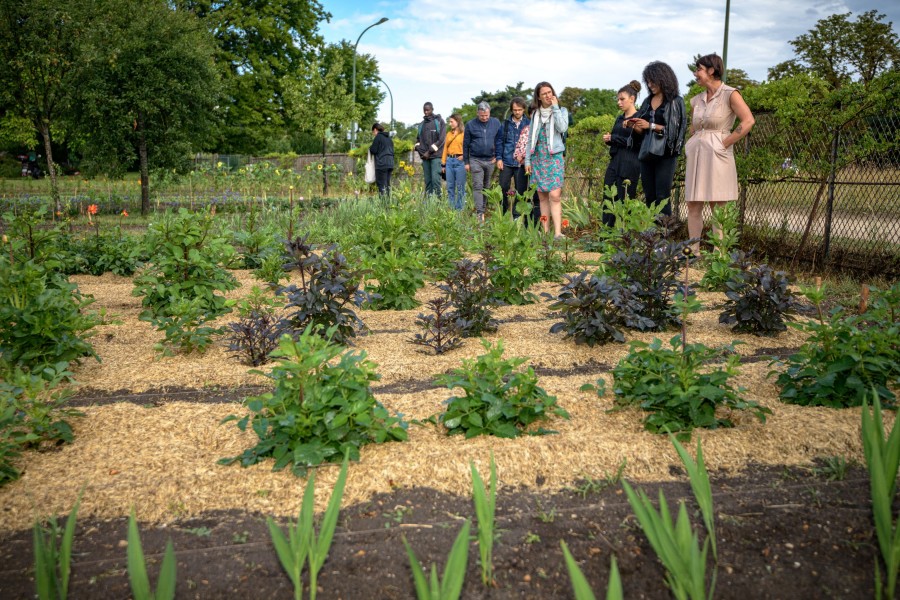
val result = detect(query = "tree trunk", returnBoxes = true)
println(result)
[138,114,150,216]
[38,121,61,216]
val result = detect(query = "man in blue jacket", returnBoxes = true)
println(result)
[463,102,502,221]
[498,96,530,218]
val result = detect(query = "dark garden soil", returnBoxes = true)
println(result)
[0,462,876,599]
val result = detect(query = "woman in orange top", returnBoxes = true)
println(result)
[441,113,466,210]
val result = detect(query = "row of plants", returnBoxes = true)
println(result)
[29,394,900,599]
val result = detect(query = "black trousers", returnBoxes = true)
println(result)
[498,164,528,216]
[375,168,392,196]
[639,155,678,216]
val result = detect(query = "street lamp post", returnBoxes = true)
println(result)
[351,17,388,148]
[376,76,394,134]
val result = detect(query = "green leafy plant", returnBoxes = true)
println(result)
[127,509,177,600]
[699,203,740,292]
[583,194,664,253]
[544,272,653,346]
[772,282,900,407]
[253,251,288,289]
[533,232,567,283]
[0,258,98,371]
[670,435,717,561]
[366,248,425,310]
[65,229,145,277]
[267,454,348,600]
[421,211,466,281]
[438,258,499,338]
[133,208,238,321]
[471,455,497,586]
[560,542,623,600]
[33,493,81,600]
[813,455,851,481]
[482,207,541,305]
[220,328,407,476]
[278,241,370,346]
[622,445,717,600]
[719,251,800,336]
[435,340,569,438]
[860,392,900,600]
[150,296,227,356]
[0,362,83,451]
[403,520,471,600]
[409,297,464,355]
[227,287,284,366]
[613,336,770,439]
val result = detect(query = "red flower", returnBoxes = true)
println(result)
[562,219,570,228]
[87,204,99,215]
[539,215,549,223]
[121,210,128,217]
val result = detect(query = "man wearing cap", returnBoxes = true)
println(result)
[415,102,447,198]
[463,102,503,221]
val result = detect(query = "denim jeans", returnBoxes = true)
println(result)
[445,156,466,210]
[422,158,442,197]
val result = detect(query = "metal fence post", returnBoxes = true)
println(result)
[822,128,840,263]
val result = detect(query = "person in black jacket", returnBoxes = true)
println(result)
[368,123,394,196]
[415,102,446,198]
[602,80,644,225]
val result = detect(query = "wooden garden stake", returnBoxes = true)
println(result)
[860,284,869,314]
[288,186,294,241]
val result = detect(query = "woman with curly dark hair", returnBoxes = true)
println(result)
[625,61,687,216]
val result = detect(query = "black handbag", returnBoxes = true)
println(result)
[638,130,666,160]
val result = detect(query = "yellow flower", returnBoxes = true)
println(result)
[317,164,323,170]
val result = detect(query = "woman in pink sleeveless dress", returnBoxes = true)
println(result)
[684,53,755,253]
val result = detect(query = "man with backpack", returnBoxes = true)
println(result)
[415,102,446,198]
[463,102,503,222]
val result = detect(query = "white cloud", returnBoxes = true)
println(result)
[319,0,900,125]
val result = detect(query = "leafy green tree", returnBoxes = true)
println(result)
[320,40,384,144]
[559,87,618,122]
[72,0,220,215]
[453,82,531,123]
[767,10,899,88]
[0,0,87,211]
[175,0,331,153]
[283,56,358,194]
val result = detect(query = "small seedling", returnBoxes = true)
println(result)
[471,455,498,586]
[403,520,471,600]
[127,509,177,600]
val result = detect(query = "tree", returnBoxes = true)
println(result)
[453,82,531,124]
[0,0,87,211]
[72,0,220,215]
[559,87,618,122]
[318,41,384,149]
[174,0,331,154]
[767,10,899,87]
[283,56,358,195]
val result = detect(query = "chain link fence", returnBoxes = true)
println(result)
[566,111,900,277]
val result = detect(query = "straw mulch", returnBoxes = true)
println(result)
[0,262,876,532]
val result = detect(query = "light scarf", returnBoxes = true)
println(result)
[530,106,555,153]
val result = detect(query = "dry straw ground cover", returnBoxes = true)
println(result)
[0,260,870,533]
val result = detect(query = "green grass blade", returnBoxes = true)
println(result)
[439,520,471,600]
[402,535,431,600]
[606,555,623,600]
[267,517,299,588]
[127,511,152,600]
[155,539,177,600]
[670,435,716,561]
[59,493,82,599]
[470,457,496,586]
[310,454,349,573]
[33,521,53,600]
[560,540,598,600]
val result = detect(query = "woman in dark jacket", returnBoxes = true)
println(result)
[368,122,394,196]
[602,80,644,225]
[627,62,687,216]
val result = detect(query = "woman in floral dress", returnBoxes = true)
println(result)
[524,81,569,238]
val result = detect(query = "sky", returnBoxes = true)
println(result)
[318,0,899,126]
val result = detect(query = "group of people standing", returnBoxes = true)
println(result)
[367,53,755,247]
[602,56,755,248]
